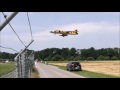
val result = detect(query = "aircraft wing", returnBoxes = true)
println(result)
[64,30,78,35]
[59,31,68,36]
[62,31,71,34]
[66,31,71,33]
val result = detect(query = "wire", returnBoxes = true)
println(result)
[27,12,33,41]
[0,46,18,53]
[0,12,1,54]
[2,12,26,47]
[118,12,120,75]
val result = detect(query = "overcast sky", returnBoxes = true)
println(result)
[0,12,120,53]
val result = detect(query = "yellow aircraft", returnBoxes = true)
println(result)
[50,29,79,37]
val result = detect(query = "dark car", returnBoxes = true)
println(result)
[66,61,82,71]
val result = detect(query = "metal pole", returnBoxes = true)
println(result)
[14,40,34,61]
[14,40,34,78]
[0,12,18,31]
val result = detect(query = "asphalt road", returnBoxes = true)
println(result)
[36,62,85,78]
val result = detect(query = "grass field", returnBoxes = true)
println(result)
[53,65,119,78]
[48,60,120,78]
[0,62,16,74]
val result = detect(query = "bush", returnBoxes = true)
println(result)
[111,56,118,60]
[51,57,56,61]
[104,56,110,60]
[74,55,81,61]
[87,57,94,60]
[97,55,104,60]
[44,58,49,61]
[68,56,74,61]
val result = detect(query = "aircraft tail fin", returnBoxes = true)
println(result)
[74,29,78,32]
[74,29,79,34]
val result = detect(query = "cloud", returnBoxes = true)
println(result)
[21,21,119,41]
[51,21,119,35]
[1,21,119,53]
[2,21,119,42]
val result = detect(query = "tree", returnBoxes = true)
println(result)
[44,58,49,61]
[74,55,81,61]
[97,55,104,60]
[81,49,87,60]
[99,48,108,56]
[104,56,110,60]
[107,48,114,60]
[54,54,64,61]
[68,56,74,61]
[51,57,56,61]
[113,48,119,57]
[9,54,14,59]
[61,48,69,60]
[1,52,9,59]
[80,47,95,59]
[69,48,77,58]
[76,49,81,54]
[47,56,52,61]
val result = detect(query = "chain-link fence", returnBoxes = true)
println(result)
[0,67,18,78]
[0,50,34,78]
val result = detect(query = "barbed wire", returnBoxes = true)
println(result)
[27,12,33,41]
[118,12,120,75]
[0,12,34,78]
[2,12,26,47]
[0,45,18,53]
[0,12,1,54]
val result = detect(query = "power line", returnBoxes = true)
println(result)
[0,46,18,53]
[27,12,33,41]
[2,12,26,47]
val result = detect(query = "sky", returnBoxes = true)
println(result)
[0,12,120,53]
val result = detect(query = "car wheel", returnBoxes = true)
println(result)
[69,68,71,72]
[66,68,68,71]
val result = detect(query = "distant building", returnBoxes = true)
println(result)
[0,59,9,63]
[5,60,9,63]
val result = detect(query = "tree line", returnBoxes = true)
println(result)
[0,52,17,60]
[34,47,120,61]
[0,47,120,61]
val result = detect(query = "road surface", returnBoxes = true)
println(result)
[35,62,85,78]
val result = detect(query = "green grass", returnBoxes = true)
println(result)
[50,64,120,78]
[0,62,16,74]
[46,60,120,63]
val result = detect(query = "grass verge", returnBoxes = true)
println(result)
[0,62,15,74]
[50,64,120,78]
[31,65,39,78]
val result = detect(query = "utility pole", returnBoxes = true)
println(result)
[0,12,18,31]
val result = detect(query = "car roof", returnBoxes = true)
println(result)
[69,61,79,63]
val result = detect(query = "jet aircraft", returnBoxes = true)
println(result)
[50,29,79,37]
